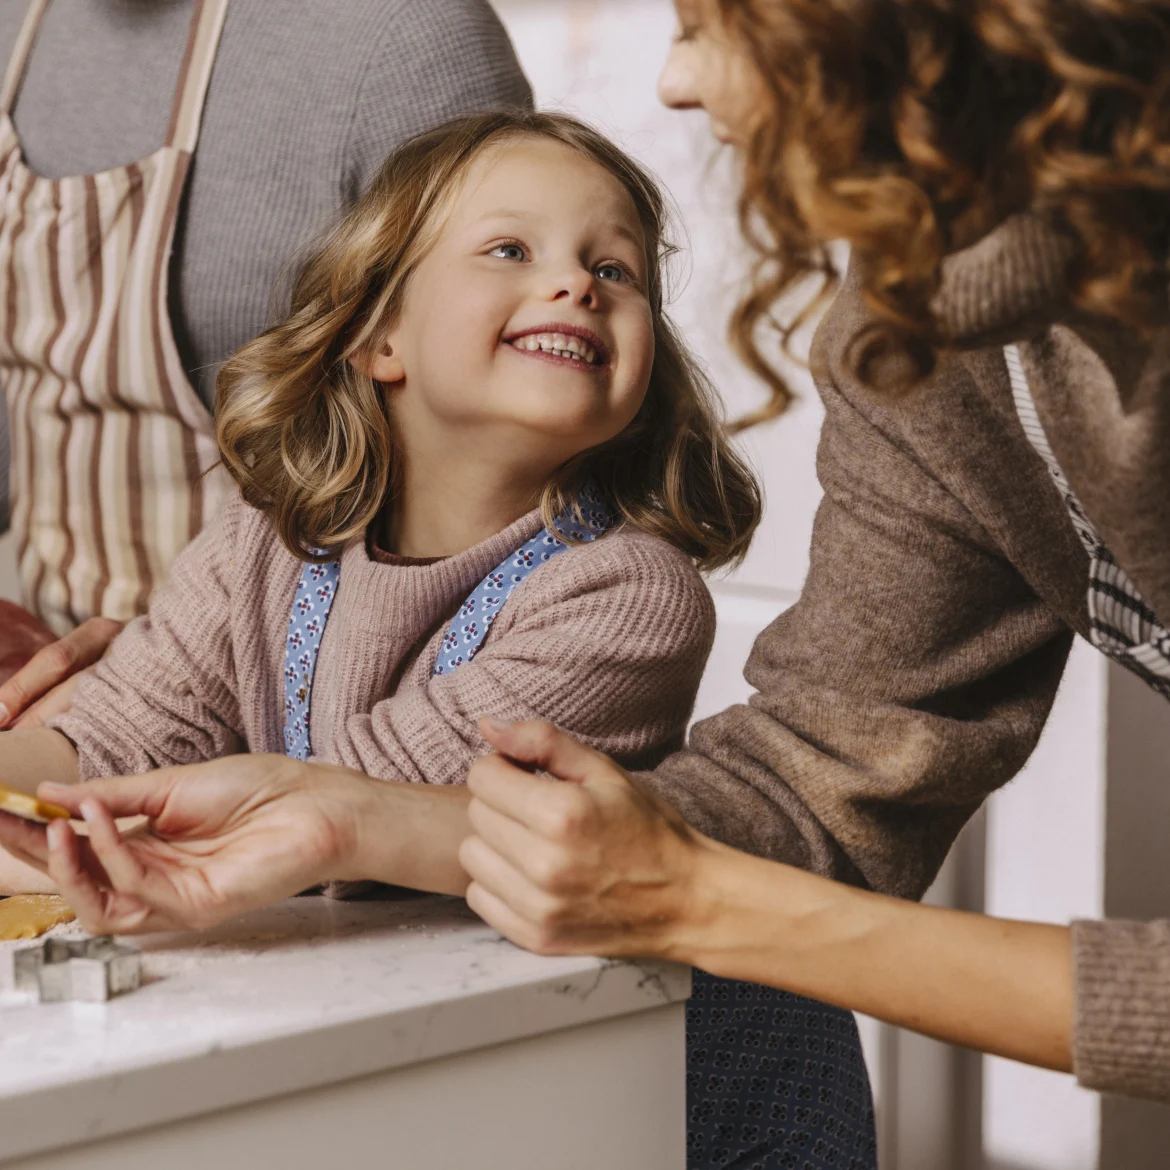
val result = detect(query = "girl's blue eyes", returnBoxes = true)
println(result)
[488,244,632,284]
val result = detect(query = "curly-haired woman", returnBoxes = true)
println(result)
[5,0,1170,1120]
[451,0,1170,1106]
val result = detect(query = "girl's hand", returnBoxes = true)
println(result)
[460,718,714,960]
[0,612,124,729]
[0,754,368,934]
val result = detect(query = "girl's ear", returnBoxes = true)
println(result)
[351,339,405,385]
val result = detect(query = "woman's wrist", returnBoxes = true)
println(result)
[658,836,784,969]
[335,770,472,895]
[673,841,871,986]
[313,765,385,883]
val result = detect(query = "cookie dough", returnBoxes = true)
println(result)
[0,895,76,941]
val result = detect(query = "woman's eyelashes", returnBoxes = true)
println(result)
[486,242,637,286]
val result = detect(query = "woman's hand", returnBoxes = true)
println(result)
[0,754,370,933]
[459,718,716,959]
[460,720,1076,1075]
[0,612,124,729]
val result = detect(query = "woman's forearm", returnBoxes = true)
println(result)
[682,844,1074,1073]
[342,772,472,896]
[0,728,80,794]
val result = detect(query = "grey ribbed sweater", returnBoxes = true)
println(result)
[0,0,531,530]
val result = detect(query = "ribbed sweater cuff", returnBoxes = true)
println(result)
[1072,918,1170,1102]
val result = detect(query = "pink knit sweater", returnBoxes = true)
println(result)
[53,495,715,783]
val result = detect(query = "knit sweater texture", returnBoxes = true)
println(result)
[54,496,714,789]
[0,0,531,531]
[640,213,1170,1102]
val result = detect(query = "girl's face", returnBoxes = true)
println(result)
[377,137,655,475]
[659,0,763,145]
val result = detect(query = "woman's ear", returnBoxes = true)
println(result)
[351,339,405,385]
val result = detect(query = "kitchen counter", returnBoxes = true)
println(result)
[0,895,689,1169]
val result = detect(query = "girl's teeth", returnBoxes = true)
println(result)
[514,333,600,364]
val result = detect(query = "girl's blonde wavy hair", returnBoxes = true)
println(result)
[216,110,760,572]
[715,0,1170,420]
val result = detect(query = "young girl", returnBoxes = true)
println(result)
[0,110,759,893]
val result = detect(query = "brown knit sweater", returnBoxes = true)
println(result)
[55,496,714,784]
[641,214,1170,1102]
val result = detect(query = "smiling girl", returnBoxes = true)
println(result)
[0,110,758,895]
[0,109,883,1169]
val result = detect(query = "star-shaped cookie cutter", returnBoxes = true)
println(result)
[12,935,141,1003]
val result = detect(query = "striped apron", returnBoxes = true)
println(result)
[0,0,232,635]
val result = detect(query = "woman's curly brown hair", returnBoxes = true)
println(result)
[719,0,1170,419]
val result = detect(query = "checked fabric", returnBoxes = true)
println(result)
[1005,345,1170,699]
[686,972,877,1170]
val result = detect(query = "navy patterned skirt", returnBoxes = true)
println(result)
[686,972,878,1170]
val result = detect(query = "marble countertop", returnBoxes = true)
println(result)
[0,895,689,1164]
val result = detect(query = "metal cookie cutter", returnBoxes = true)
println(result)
[12,936,141,1003]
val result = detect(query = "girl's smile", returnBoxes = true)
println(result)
[502,323,612,371]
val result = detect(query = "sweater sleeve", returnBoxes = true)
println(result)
[639,273,1075,900]
[1072,919,1170,1101]
[341,0,532,203]
[329,533,715,785]
[51,495,249,778]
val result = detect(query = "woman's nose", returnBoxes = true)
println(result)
[658,41,701,110]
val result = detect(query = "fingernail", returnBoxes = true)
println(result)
[39,782,68,798]
[484,716,513,732]
[0,701,10,728]
[79,799,100,823]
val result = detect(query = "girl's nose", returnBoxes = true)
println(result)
[552,268,598,309]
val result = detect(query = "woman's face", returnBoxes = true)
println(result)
[659,0,763,145]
